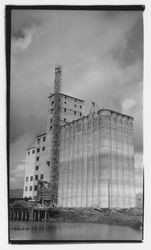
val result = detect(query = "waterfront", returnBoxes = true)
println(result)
[10,221,142,241]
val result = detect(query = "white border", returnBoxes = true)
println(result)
[0,1,151,249]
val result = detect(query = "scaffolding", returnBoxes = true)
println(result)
[89,101,99,114]
[50,65,62,205]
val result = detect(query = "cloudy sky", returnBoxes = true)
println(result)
[10,9,143,192]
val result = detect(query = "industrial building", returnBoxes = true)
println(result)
[23,65,136,208]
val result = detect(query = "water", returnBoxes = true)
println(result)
[10,221,142,241]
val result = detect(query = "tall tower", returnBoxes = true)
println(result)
[50,65,62,205]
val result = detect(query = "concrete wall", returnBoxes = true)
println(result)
[58,109,136,208]
[23,147,36,198]
[47,93,84,133]
[23,134,50,199]
[24,92,136,208]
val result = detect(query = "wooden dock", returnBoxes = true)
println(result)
[9,206,53,222]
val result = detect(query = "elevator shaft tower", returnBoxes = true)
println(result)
[51,65,62,205]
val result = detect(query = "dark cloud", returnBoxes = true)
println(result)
[11,12,44,51]
[11,9,43,32]
[10,10,143,189]
[12,29,25,39]
[111,15,143,68]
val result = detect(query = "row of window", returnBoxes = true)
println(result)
[37,146,45,153]
[64,109,82,115]
[37,136,46,144]
[26,174,44,182]
[50,108,82,116]
[28,149,35,155]
[51,96,82,104]
[27,146,46,155]
[51,100,82,109]
[25,185,37,191]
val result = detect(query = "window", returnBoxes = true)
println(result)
[25,186,28,191]
[65,96,67,99]
[80,105,82,109]
[50,126,52,130]
[64,101,67,104]
[37,148,40,153]
[35,175,38,180]
[42,146,45,151]
[26,177,28,182]
[36,157,39,161]
[51,101,54,105]
[74,111,76,115]
[37,138,40,144]
[35,166,39,171]
[43,136,46,142]
[30,186,32,191]
[80,112,82,117]
[34,185,37,191]
[40,174,44,180]
[50,118,53,123]
[51,109,53,113]
[64,118,66,122]
[74,104,76,107]
[28,151,30,155]
[32,150,35,154]
[47,161,50,166]
[30,176,33,181]
[64,108,66,112]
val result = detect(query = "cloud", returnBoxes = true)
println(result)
[122,99,136,114]
[11,25,36,51]
[10,164,25,189]
[9,10,143,190]
[111,15,143,68]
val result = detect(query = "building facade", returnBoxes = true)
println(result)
[23,71,136,208]
[58,109,135,208]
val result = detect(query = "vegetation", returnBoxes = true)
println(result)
[47,207,143,230]
[10,200,143,230]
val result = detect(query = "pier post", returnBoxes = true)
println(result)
[25,211,27,221]
[38,210,40,221]
[13,209,16,220]
[21,210,24,221]
[10,208,12,219]
[29,209,33,221]
[44,210,47,221]
[16,210,19,220]
[33,211,36,221]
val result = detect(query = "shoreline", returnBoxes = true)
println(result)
[46,207,143,230]
[9,202,143,231]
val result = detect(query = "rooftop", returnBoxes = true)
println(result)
[61,108,133,128]
[48,92,85,102]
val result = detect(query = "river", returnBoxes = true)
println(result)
[9,221,142,241]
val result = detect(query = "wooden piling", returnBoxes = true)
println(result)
[25,211,27,221]
[38,210,40,221]
[13,209,15,220]
[44,210,47,221]
[21,210,24,220]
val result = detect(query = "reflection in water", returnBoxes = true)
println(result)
[10,221,142,241]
